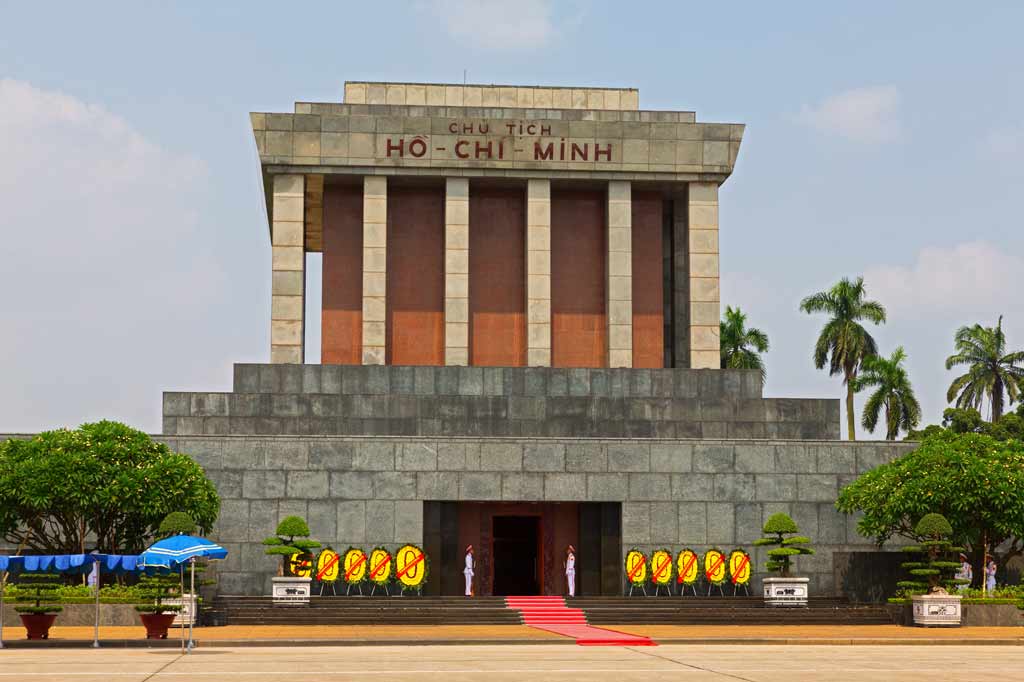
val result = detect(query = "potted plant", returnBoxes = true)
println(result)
[263,515,320,605]
[156,511,214,626]
[134,572,183,639]
[13,573,63,639]
[755,512,815,606]
[900,513,965,626]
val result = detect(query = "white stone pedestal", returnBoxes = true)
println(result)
[166,593,197,626]
[272,577,312,605]
[912,593,962,627]
[763,576,809,607]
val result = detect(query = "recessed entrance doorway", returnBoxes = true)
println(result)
[492,515,541,595]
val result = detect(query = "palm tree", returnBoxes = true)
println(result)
[799,276,887,441]
[945,316,1024,422]
[720,306,770,384]
[851,346,921,440]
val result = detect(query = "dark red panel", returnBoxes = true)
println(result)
[321,184,363,364]
[469,187,526,366]
[551,190,606,367]
[631,192,665,368]
[386,186,445,365]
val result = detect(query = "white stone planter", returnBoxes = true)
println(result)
[912,593,962,627]
[272,576,312,605]
[166,593,198,626]
[763,576,809,607]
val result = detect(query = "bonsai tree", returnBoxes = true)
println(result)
[898,513,965,595]
[13,573,63,640]
[134,573,183,615]
[14,573,63,616]
[158,511,197,538]
[754,512,815,576]
[262,516,320,577]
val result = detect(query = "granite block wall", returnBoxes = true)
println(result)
[155,434,915,596]
[162,365,840,440]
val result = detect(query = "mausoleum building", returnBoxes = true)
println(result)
[158,82,913,597]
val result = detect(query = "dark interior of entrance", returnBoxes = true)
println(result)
[492,516,540,595]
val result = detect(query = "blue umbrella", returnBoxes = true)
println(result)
[139,536,228,652]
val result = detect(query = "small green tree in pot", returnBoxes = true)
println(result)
[262,516,320,604]
[754,512,815,606]
[900,513,966,626]
[14,574,63,639]
[134,573,183,639]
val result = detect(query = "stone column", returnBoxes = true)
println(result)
[688,182,720,369]
[362,176,387,365]
[607,181,633,368]
[270,174,305,364]
[526,179,551,367]
[444,178,470,365]
[671,189,689,367]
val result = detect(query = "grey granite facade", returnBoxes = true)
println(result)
[162,365,840,440]
[154,433,914,597]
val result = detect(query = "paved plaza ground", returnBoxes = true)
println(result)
[2,644,1024,681]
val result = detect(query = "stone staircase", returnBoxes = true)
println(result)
[211,595,893,626]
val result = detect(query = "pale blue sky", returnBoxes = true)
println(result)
[1,1,1022,436]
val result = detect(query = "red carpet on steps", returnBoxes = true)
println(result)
[504,596,655,646]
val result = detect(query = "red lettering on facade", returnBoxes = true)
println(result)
[571,143,588,161]
[462,123,474,134]
[526,123,536,135]
[455,140,470,159]
[540,125,551,136]
[386,138,404,157]
[534,142,554,160]
[448,122,459,134]
[475,141,493,159]
[595,143,612,162]
[479,124,489,134]
[408,138,427,158]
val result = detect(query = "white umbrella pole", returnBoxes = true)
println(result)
[187,558,195,652]
[92,559,100,648]
[179,565,185,654]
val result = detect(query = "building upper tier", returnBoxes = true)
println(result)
[250,81,744,186]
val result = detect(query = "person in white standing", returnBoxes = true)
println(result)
[955,553,972,593]
[463,545,474,597]
[565,544,576,598]
[985,555,997,596]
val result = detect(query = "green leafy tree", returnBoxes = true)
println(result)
[720,305,770,384]
[262,516,321,577]
[133,573,183,615]
[851,346,921,440]
[906,407,1024,442]
[898,513,965,595]
[799,276,887,440]
[836,431,1024,587]
[753,512,815,576]
[945,315,1024,422]
[0,421,220,554]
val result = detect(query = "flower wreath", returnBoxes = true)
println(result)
[394,544,429,591]
[703,547,727,585]
[624,548,647,587]
[676,548,700,586]
[314,547,341,583]
[728,548,752,586]
[341,546,368,586]
[649,548,674,586]
[368,546,393,586]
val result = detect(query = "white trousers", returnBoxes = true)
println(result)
[464,571,473,595]
[566,569,575,597]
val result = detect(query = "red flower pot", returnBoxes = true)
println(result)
[138,612,178,639]
[19,613,58,640]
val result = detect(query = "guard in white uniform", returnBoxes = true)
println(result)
[463,545,474,596]
[565,544,576,598]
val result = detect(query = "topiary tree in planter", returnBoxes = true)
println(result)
[900,513,966,626]
[14,573,63,639]
[158,511,197,538]
[754,512,815,606]
[900,513,965,595]
[262,516,321,577]
[134,572,184,639]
